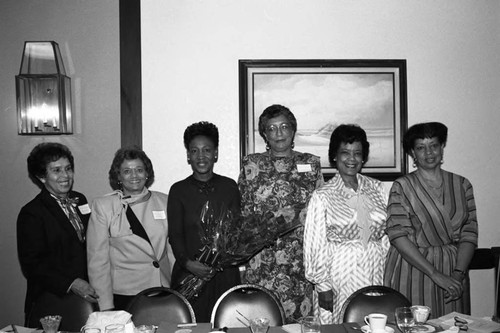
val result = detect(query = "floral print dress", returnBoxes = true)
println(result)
[238,151,323,323]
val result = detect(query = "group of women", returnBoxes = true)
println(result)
[17,104,478,326]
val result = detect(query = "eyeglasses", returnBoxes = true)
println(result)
[265,123,293,134]
[454,316,468,331]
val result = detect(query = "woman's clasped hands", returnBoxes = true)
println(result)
[431,269,463,303]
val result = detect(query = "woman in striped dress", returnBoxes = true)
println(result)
[304,124,389,324]
[384,122,478,317]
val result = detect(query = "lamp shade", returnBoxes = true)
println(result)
[16,41,73,135]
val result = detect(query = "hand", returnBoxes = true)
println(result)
[186,260,214,280]
[318,290,334,312]
[430,270,463,302]
[70,278,99,303]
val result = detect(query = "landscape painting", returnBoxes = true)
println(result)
[239,59,407,180]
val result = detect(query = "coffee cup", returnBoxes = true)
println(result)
[364,313,387,332]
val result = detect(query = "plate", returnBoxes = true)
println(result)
[416,325,436,333]
[360,326,395,333]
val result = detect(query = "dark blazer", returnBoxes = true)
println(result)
[17,187,91,314]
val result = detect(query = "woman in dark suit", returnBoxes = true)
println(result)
[17,142,98,320]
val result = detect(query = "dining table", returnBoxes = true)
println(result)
[156,322,365,333]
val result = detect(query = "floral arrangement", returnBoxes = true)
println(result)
[176,200,303,300]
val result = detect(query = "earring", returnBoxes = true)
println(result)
[265,143,270,150]
[291,142,295,149]
[441,159,444,164]
[413,159,417,168]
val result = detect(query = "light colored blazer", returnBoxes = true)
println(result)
[87,190,174,310]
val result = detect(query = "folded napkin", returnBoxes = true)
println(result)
[85,311,135,333]
[281,324,301,333]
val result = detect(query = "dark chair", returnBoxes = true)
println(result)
[210,284,285,328]
[126,287,196,325]
[469,247,500,322]
[341,285,411,324]
[26,291,98,331]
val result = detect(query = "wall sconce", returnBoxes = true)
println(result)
[16,41,73,135]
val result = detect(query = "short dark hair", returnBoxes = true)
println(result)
[183,121,219,149]
[108,146,155,190]
[258,104,297,142]
[403,122,448,155]
[27,142,74,187]
[328,124,370,167]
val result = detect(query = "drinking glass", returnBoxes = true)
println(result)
[395,307,415,333]
[250,318,270,333]
[410,306,431,331]
[301,316,321,333]
[40,315,62,333]
[81,327,101,333]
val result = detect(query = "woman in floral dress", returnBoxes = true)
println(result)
[238,104,323,323]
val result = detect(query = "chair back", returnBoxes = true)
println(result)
[26,292,98,331]
[211,284,285,328]
[469,247,500,322]
[341,285,411,324]
[126,287,195,326]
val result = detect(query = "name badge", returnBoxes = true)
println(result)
[153,210,166,220]
[297,164,312,173]
[78,204,91,215]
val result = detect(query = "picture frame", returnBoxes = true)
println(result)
[239,59,407,181]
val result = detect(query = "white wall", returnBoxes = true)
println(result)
[141,0,500,317]
[0,0,120,326]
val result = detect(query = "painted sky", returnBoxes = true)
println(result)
[253,72,395,130]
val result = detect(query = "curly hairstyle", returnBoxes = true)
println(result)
[403,122,448,155]
[328,124,370,167]
[108,146,155,190]
[27,142,74,187]
[258,104,297,143]
[183,121,219,149]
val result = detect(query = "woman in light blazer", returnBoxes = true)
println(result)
[87,147,174,310]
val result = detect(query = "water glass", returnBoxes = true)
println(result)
[40,315,62,333]
[250,318,270,333]
[411,306,431,331]
[81,327,101,333]
[301,316,321,333]
[395,307,415,333]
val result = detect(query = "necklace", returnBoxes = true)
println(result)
[424,180,443,189]
[418,170,443,189]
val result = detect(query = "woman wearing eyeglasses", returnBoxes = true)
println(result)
[238,104,324,323]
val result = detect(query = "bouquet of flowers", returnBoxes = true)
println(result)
[176,200,304,300]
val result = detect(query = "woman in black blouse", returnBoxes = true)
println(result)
[167,121,241,321]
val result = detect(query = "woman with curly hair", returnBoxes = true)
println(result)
[168,121,241,321]
[304,124,389,323]
[87,146,174,310]
[384,122,477,317]
[238,105,324,323]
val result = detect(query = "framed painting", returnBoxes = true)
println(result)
[239,59,407,181]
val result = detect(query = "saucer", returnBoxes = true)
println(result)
[360,326,395,333]
[414,325,436,333]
